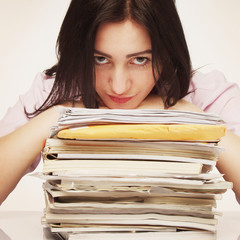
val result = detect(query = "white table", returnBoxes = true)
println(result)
[0,211,239,239]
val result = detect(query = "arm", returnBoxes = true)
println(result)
[0,107,59,204]
[172,99,240,202]
[218,130,240,202]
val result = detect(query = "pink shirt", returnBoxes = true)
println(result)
[1,70,240,172]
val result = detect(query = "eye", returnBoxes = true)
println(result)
[132,57,149,65]
[94,56,109,65]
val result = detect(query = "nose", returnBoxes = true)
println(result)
[110,65,130,95]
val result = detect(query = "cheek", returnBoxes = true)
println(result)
[134,69,155,89]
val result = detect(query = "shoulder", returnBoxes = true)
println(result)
[184,69,240,135]
[21,72,55,112]
[184,70,240,111]
[29,72,54,99]
[190,70,233,90]
[0,72,55,137]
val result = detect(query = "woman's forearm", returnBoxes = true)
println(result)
[0,107,59,204]
[167,99,240,202]
[217,130,240,202]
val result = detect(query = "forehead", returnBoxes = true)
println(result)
[94,19,151,54]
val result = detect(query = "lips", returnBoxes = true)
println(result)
[109,95,133,104]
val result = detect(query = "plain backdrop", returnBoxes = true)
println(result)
[0,0,239,211]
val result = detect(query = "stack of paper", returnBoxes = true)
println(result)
[40,107,232,240]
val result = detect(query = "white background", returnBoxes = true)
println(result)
[0,0,239,211]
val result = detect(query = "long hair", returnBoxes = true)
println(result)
[30,0,191,116]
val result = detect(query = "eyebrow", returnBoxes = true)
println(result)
[94,49,152,59]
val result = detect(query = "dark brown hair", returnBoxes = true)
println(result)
[31,0,192,116]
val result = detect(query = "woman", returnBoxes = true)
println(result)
[1,0,240,204]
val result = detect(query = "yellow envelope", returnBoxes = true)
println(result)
[57,124,225,141]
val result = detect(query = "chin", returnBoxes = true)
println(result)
[107,103,138,110]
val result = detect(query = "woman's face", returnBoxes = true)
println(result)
[94,19,156,109]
